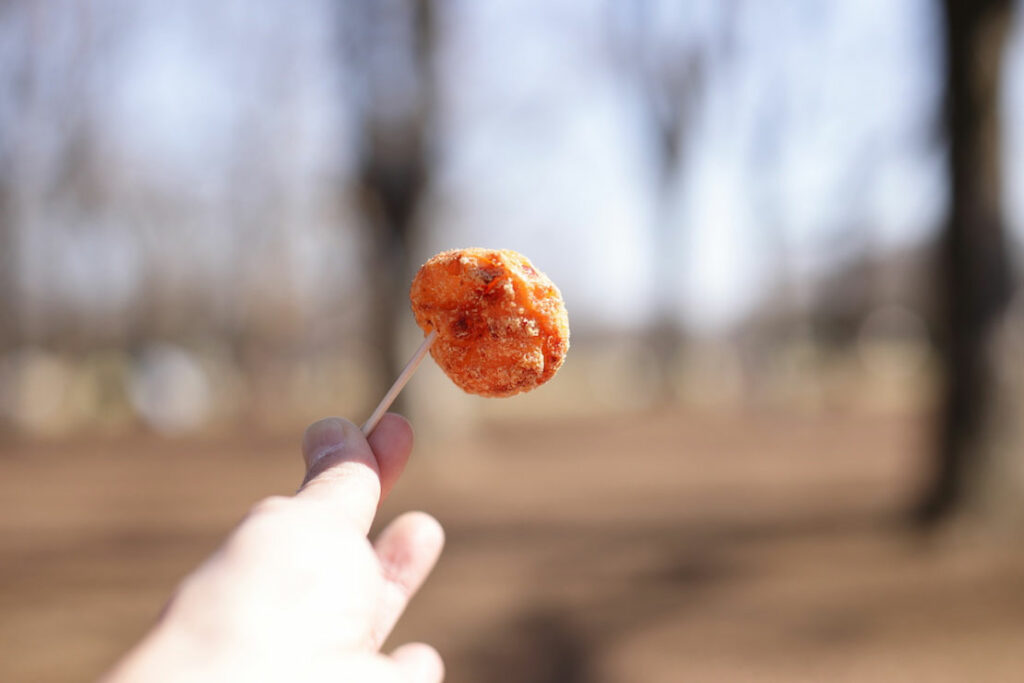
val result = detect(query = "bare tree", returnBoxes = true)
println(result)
[915,0,1018,525]
[0,104,18,352]
[642,49,705,404]
[610,1,740,403]
[0,3,20,350]
[339,0,436,407]
[0,1,45,353]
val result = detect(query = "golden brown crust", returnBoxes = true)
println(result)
[409,248,570,397]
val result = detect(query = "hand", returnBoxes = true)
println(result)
[103,415,445,683]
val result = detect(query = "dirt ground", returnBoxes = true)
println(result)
[2,408,1024,682]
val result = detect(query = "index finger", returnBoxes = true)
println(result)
[296,414,414,533]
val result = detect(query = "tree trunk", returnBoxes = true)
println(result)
[0,186,16,352]
[915,0,1017,525]
[344,0,435,412]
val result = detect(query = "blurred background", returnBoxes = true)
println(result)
[2,0,1024,680]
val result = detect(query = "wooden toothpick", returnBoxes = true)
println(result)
[361,329,438,436]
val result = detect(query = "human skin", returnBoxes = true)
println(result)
[102,414,445,683]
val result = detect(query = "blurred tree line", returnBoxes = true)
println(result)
[0,1,1022,525]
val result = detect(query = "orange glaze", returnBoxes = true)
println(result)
[409,248,570,397]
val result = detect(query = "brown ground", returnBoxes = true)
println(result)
[2,409,1023,682]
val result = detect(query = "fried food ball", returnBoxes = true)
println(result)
[409,248,570,397]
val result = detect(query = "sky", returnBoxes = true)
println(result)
[8,0,1024,339]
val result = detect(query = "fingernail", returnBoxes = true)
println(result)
[301,417,356,469]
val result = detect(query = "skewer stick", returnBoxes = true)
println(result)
[361,329,438,436]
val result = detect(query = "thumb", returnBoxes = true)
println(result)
[297,417,382,533]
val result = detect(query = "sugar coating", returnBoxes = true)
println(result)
[409,248,570,397]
